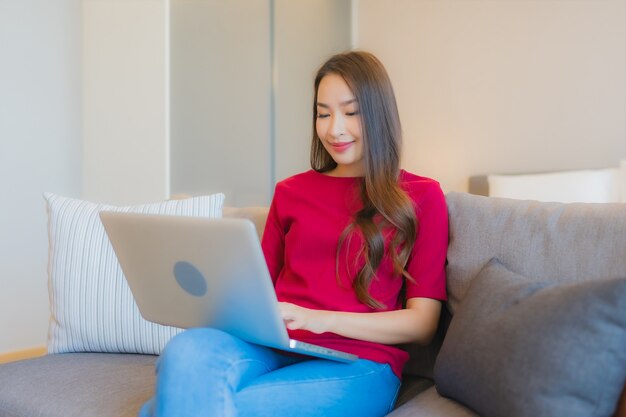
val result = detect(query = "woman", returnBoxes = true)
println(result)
[140,51,448,417]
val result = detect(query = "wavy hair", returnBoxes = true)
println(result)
[311,51,418,309]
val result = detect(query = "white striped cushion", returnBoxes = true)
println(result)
[44,192,225,354]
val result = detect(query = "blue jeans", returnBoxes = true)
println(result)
[139,328,401,417]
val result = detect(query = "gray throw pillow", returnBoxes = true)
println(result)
[434,259,626,417]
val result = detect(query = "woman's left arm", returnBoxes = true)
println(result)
[279,297,441,345]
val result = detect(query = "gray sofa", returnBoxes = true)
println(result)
[1,191,625,417]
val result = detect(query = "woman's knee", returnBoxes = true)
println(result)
[235,359,399,417]
[138,398,154,417]
[159,328,241,368]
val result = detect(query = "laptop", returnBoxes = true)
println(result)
[99,211,357,363]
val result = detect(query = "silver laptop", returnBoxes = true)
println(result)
[99,211,357,363]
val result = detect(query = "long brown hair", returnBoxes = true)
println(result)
[311,51,418,309]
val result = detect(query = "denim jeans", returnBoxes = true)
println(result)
[139,328,401,417]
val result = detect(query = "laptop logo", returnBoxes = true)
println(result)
[173,261,208,297]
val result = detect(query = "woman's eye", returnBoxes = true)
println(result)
[317,113,330,119]
[346,111,359,116]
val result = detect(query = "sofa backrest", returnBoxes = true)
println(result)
[445,191,626,314]
[223,206,269,239]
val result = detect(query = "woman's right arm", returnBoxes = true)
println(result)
[261,187,285,284]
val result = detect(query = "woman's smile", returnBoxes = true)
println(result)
[328,141,355,152]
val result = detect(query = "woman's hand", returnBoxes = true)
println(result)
[278,302,334,334]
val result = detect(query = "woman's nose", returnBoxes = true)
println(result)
[329,114,345,138]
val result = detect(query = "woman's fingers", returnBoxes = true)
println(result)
[278,302,305,329]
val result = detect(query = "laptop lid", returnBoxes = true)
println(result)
[99,211,357,362]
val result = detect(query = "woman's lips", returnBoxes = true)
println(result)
[329,141,354,152]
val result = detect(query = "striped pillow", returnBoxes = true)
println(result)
[44,192,225,354]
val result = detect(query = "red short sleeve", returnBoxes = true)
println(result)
[404,181,448,300]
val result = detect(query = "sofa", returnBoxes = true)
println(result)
[1,189,625,417]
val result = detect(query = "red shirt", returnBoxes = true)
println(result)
[261,169,448,378]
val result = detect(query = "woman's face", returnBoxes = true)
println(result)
[315,73,364,177]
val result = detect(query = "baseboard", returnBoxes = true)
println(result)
[0,346,47,364]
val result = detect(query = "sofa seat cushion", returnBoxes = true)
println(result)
[0,353,156,417]
[0,353,436,416]
[394,376,435,409]
[387,386,478,417]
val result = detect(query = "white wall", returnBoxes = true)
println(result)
[355,0,626,192]
[82,0,169,205]
[0,0,82,353]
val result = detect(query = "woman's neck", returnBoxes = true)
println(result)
[323,164,365,178]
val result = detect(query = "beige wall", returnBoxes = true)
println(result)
[355,0,626,192]
[83,0,169,205]
[0,0,82,353]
